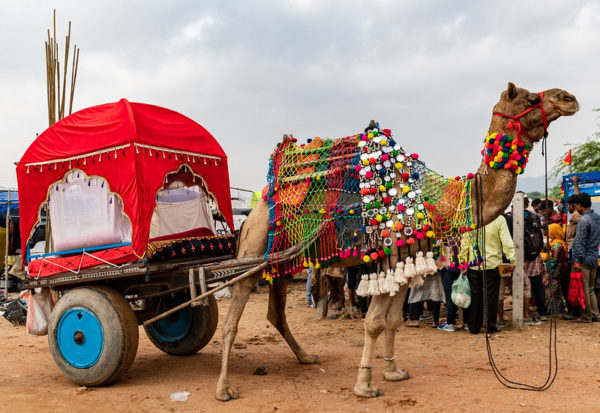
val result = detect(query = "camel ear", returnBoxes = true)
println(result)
[505,82,518,101]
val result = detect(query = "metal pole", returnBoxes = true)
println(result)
[512,193,524,328]
[4,190,11,299]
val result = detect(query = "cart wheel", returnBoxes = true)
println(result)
[48,285,139,386]
[144,293,218,355]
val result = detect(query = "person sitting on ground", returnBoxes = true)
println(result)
[570,193,600,323]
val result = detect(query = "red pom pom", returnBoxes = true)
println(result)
[467,173,474,179]
[369,187,377,194]
[455,176,461,181]
[383,197,391,205]
[354,165,362,172]
[402,173,410,180]
[365,171,373,179]
[370,218,378,226]
[423,224,430,231]
[360,188,369,195]
[369,157,377,164]
[378,250,385,258]
[406,237,415,245]
[411,153,419,160]
[370,252,379,260]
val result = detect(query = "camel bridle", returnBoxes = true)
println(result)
[493,92,548,141]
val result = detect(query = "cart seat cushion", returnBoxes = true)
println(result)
[27,245,139,278]
[146,234,236,261]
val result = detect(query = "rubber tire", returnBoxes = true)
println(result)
[48,285,139,386]
[144,294,218,356]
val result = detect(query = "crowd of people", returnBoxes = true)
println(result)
[307,179,600,333]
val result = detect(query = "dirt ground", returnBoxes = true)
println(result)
[1,281,599,413]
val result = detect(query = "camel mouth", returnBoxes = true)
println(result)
[557,103,579,116]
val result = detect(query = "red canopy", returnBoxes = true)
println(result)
[17,99,234,261]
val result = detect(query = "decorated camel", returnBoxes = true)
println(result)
[215,83,579,401]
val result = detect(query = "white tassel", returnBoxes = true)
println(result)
[404,257,416,279]
[426,251,437,274]
[394,262,407,285]
[367,272,380,296]
[386,269,399,296]
[356,274,369,297]
[415,251,427,275]
[378,271,388,294]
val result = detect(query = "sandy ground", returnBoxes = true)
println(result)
[1,281,599,413]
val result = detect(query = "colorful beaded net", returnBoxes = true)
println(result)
[262,124,527,282]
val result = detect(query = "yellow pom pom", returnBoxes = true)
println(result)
[362,159,369,166]
[319,208,326,214]
[303,261,309,268]
[381,139,388,145]
[417,212,424,220]
[516,167,522,174]
[395,162,403,169]
[470,223,477,229]
[379,185,386,192]
[315,262,321,269]
[363,255,371,263]
[368,133,374,139]
[402,186,410,194]
[511,145,517,150]
[426,230,435,238]
[276,220,281,226]
[376,214,383,222]
[349,209,355,214]
[316,175,321,181]
[449,176,454,180]
[488,161,494,167]
[308,260,314,267]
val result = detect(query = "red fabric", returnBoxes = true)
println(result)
[563,149,572,165]
[16,99,234,263]
[27,245,139,278]
[567,270,585,310]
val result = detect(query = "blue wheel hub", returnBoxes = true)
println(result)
[148,295,192,343]
[57,307,104,368]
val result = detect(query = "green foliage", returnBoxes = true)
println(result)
[527,191,543,200]
[552,108,600,176]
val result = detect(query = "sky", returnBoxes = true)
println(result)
[1,0,599,192]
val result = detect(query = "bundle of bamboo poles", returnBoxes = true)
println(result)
[45,9,79,127]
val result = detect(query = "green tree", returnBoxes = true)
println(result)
[552,108,600,176]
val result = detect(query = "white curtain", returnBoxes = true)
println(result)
[149,187,215,239]
[48,171,132,252]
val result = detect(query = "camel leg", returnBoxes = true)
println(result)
[315,272,329,319]
[215,273,260,402]
[267,277,319,364]
[354,294,392,398]
[383,285,410,381]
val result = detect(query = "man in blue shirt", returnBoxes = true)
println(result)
[571,193,600,322]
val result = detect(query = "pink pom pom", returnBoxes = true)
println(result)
[411,153,419,160]
[381,154,389,161]
[396,239,405,247]
[355,165,362,172]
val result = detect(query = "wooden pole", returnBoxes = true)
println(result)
[512,193,524,328]
[143,262,267,326]
[4,190,11,299]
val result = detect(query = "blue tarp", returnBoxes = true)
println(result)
[0,188,19,222]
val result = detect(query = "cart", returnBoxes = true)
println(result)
[15,99,283,386]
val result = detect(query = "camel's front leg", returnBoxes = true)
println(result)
[354,294,392,398]
[383,285,410,381]
[215,273,261,401]
[267,278,319,364]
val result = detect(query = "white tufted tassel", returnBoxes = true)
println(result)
[378,271,388,294]
[394,262,407,285]
[404,257,416,279]
[367,273,380,296]
[356,274,369,297]
[415,251,427,275]
[426,251,438,274]
[386,269,399,296]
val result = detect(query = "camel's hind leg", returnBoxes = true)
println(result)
[267,278,319,364]
[383,285,410,381]
[215,272,261,401]
[354,294,392,398]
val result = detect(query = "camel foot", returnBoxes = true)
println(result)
[384,369,410,382]
[215,378,239,402]
[298,353,320,364]
[353,382,383,398]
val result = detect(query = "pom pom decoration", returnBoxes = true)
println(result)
[394,262,407,285]
[385,269,399,296]
[378,271,388,294]
[404,256,416,279]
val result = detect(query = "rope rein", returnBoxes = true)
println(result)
[476,145,559,391]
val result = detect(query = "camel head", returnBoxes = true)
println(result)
[491,82,579,143]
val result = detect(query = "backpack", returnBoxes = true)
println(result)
[524,212,543,261]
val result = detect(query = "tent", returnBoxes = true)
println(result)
[16,99,234,266]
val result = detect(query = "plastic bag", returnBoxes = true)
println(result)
[451,273,471,308]
[567,270,585,310]
[22,288,54,336]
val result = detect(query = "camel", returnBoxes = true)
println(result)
[215,83,579,401]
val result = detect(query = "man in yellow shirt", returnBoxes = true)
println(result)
[460,215,516,334]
